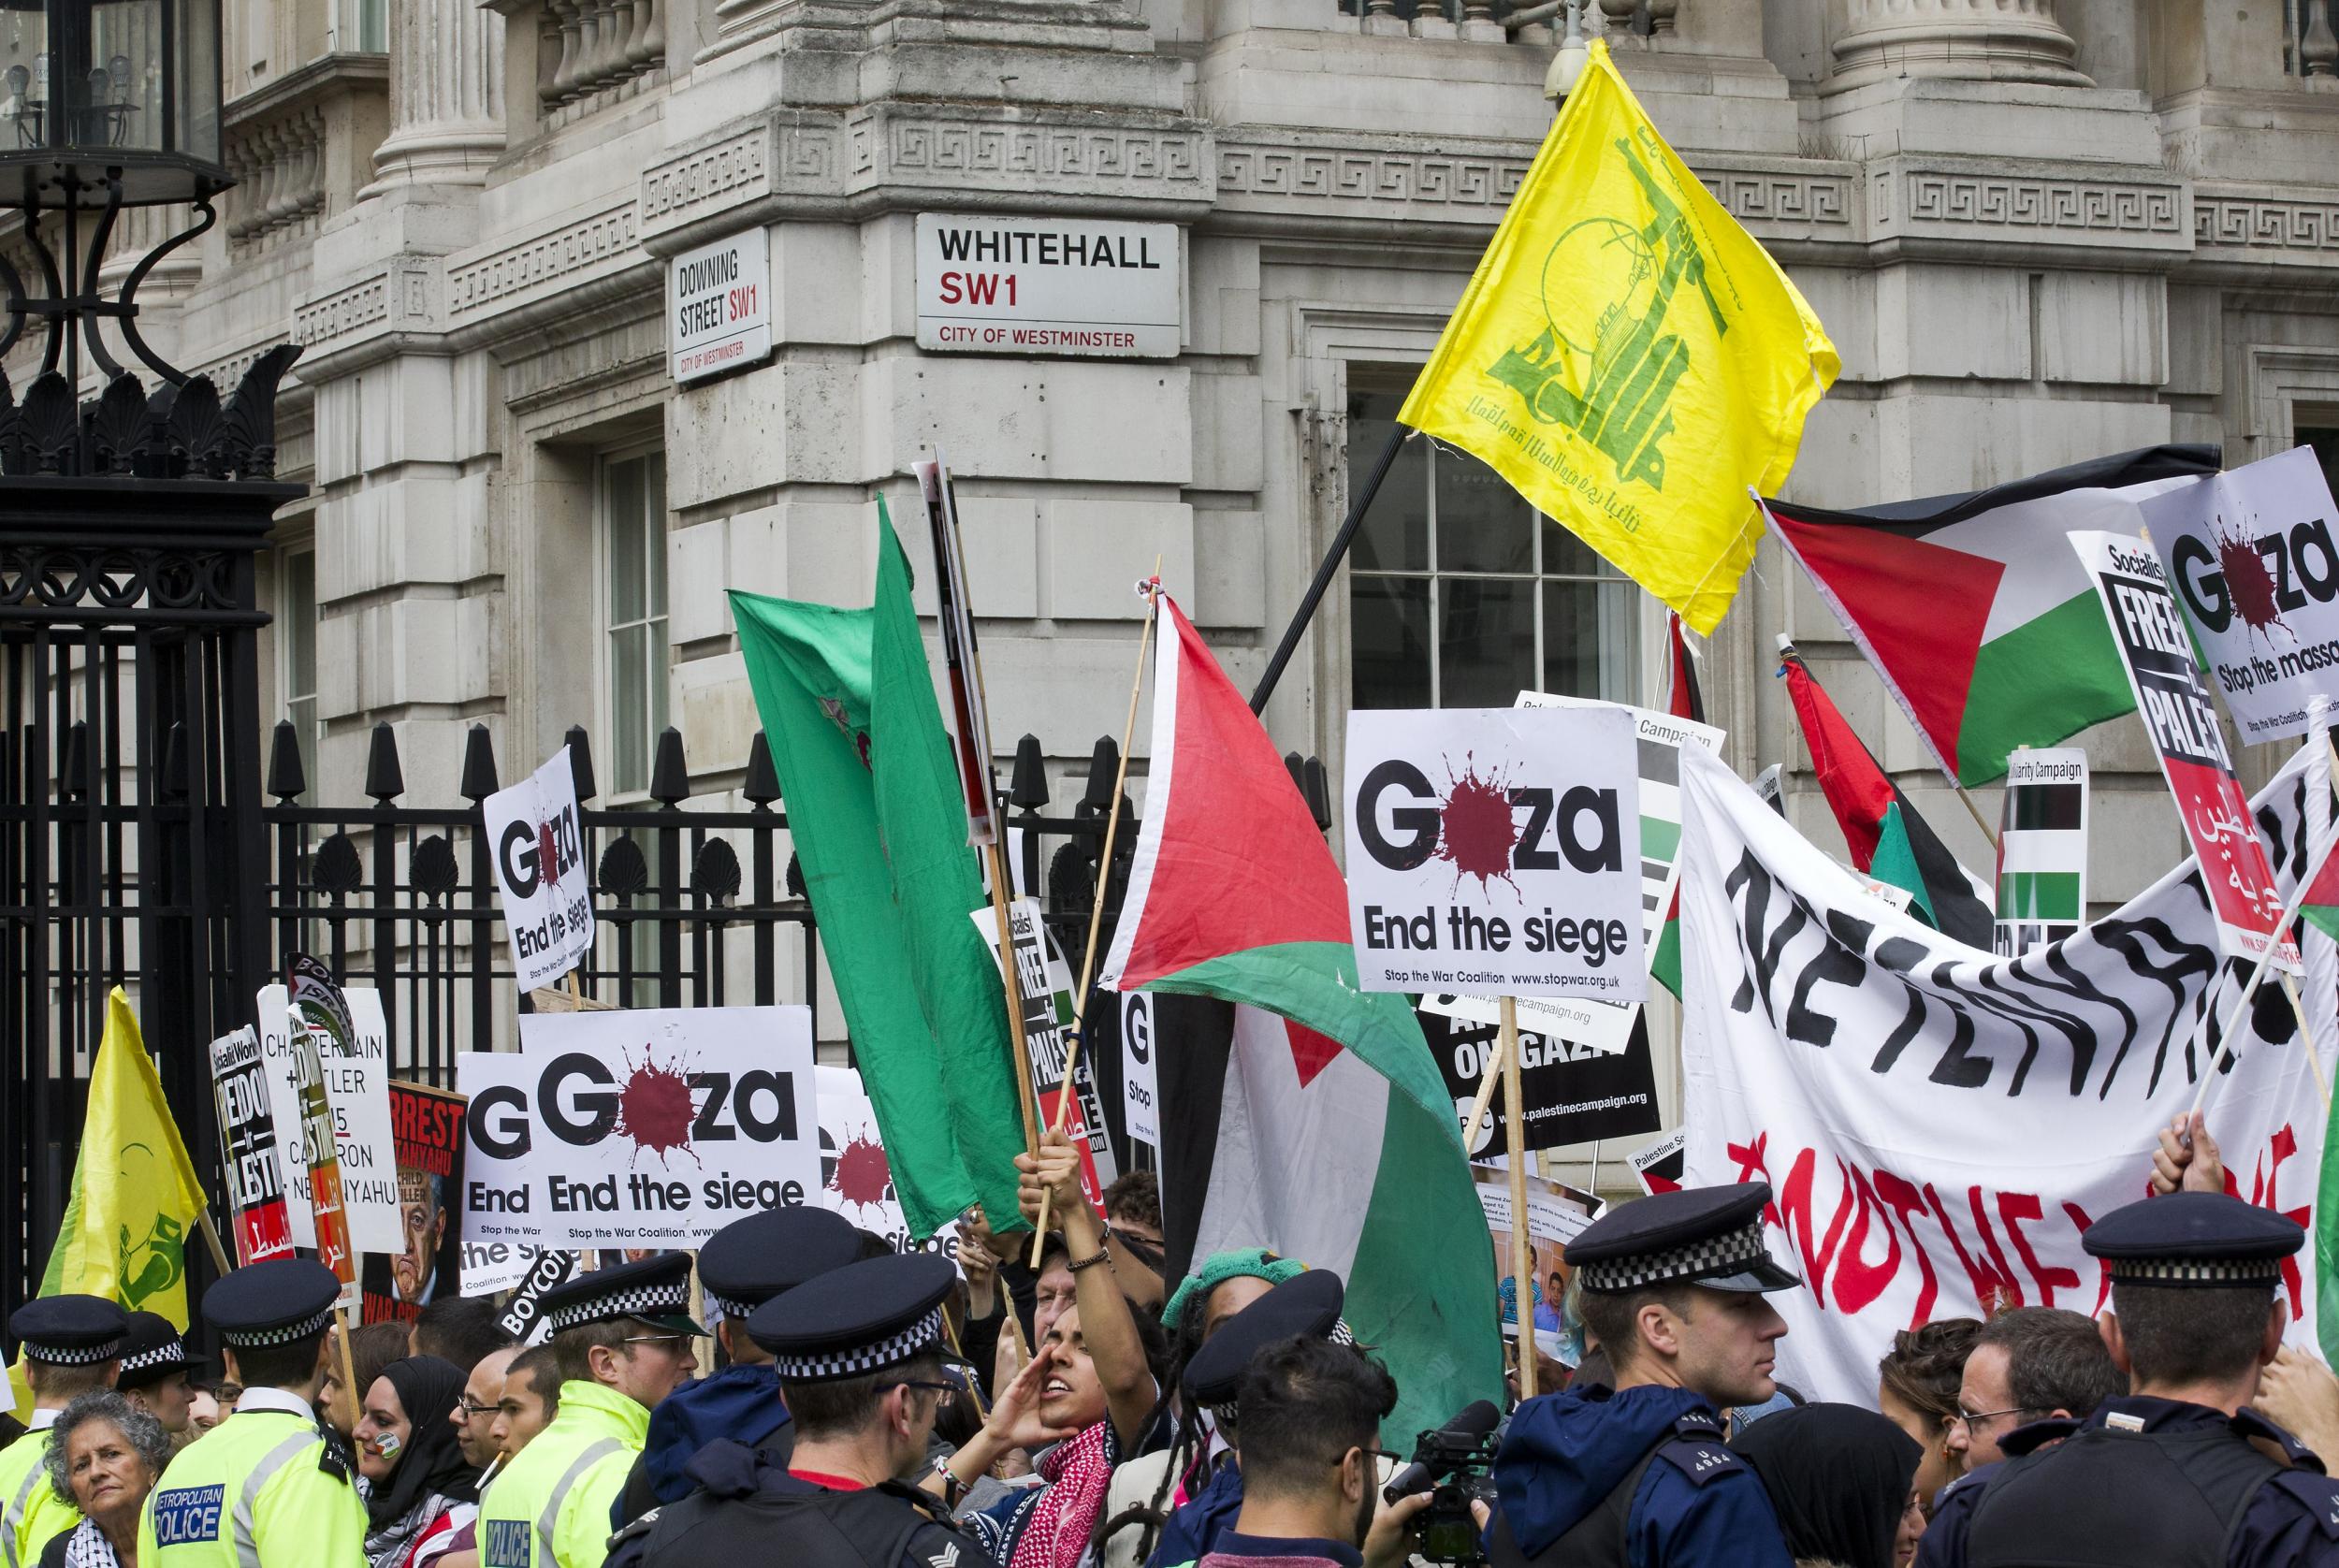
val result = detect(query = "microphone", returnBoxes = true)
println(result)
[1383,1400,1503,1504]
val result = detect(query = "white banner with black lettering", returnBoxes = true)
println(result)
[1677,742,2331,1405]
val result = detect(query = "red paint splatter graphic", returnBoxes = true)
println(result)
[827,1124,893,1217]
[616,1050,698,1168]
[2215,513,2290,646]
[538,819,562,891]
[1436,756,1520,894]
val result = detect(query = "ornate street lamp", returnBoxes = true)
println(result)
[0,0,230,399]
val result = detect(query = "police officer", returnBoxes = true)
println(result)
[117,1311,204,1436]
[476,1253,703,1568]
[137,1259,368,1568]
[1,1295,128,1568]
[1918,1190,2339,1567]
[605,1254,995,1568]
[612,1208,866,1524]
[1487,1183,1797,1568]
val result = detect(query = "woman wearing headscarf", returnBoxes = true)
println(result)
[38,1391,173,1568]
[355,1356,480,1568]
[1731,1403,1927,1568]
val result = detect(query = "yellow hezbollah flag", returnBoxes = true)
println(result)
[1400,39,1837,635]
[36,987,208,1328]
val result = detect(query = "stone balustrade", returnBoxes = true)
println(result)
[2289,0,2339,76]
[537,0,664,119]
[220,53,390,258]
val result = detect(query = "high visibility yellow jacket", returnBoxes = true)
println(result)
[137,1398,367,1568]
[475,1382,648,1568]
[0,1419,77,1568]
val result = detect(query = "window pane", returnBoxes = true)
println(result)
[1544,580,1638,703]
[1439,577,1535,707]
[1348,392,1428,573]
[1350,576,1431,709]
[1435,450,1532,574]
[2303,427,2339,501]
[646,453,669,617]
[1540,515,1613,579]
[648,620,671,744]
[283,551,316,702]
[607,460,646,625]
[611,625,646,794]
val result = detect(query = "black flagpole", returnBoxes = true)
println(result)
[1248,424,1412,715]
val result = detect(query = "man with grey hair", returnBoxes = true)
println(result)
[39,1390,173,1568]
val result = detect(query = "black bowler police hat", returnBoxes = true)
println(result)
[2083,1190,2303,1289]
[697,1208,865,1320]
[747,1254,956,1383]
[203,1259,341,1347]
[541,1252,708,1337]
[1183,1269,1352,1406]
[7,1295,129,1365]
[1564,1183,1801,1295]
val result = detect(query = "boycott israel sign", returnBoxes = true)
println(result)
[2143,446,2339,745]
[210,1027,294,1265]
[1994,748,2088,958]
[916,214,1180,359]
[483,747,593,992]
[669,226,772,383]
[1676,741,2327,1405]
[2071,530,2300,970]
[1344,706,1641,997]
[483,1006,820,1248]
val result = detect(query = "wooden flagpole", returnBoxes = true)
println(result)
[1032,570,1161,1262]
[1461,1029,1505,1159]
[1500,996,1535,1400]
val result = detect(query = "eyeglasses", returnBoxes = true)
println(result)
[883,1379,960,1403]
[455,1397,497,1418]
[1948,1404,2034,1433]
[1110,1228,1166,1268]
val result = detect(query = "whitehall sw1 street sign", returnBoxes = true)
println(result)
[916,214,1181,359]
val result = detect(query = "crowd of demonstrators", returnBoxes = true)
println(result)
[32,1105,2339,1568]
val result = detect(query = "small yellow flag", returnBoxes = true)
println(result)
[1400,39,1838,635]
[36,987,209,1328]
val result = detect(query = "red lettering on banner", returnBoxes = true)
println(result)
[1780,1147,1853,1290]
[1833,1165,1900,1314]
[1728,1133,1770,1194]
[1874,1170,1940,1325]
[2245,1124,2310,1318]
[1997,1191,2080,1308]
[2062,1201,2114,1316]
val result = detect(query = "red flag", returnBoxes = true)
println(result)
[1779,647,1896,871]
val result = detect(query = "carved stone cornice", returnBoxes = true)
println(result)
[1867,157,2187,253]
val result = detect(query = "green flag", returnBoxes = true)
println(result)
[731,502,1027,1238]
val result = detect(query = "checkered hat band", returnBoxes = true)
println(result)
[1329,1318,1356,1346]
[709,1294,759,1321]
[2110,1257,2283,1286]
[221,1308,335,1348]
[21,1337,123,1366]
[547,1276,691,1335]
[1578,1221,1769,1294]
[121,1342,186,1374]
[774,1307,944,1381]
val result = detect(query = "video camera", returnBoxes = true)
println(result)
[1385,1400,1502,1566]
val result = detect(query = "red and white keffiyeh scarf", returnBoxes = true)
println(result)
[1008,1420,1116,1568]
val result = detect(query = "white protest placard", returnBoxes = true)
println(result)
[210,1027,295,1265]
[1121,991,1160,1149]
[1422,989,1631,1057]
[2143,445,2339,745]
[1629,1129,1686,1195]
[669,226,773,384]
[2071,530,2299,970]
[1994,748,2088,958]
[916,214,1181,359]
[514,1006,821,1249]
[323,988,402,1254]
[456,1051,545,1294]
[972,896,1118,1204]
[1344,706,1642,998]
[483,746,593,993]
[815,1065,959,1263]
[254,985,315,1247]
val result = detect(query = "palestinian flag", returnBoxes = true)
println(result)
[1650,612,1701,998]
[1780,646,1995,950]
[1102,594,1500,1444]
[1765,444,2220,788]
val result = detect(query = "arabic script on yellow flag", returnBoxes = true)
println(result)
[1400,39,1838,635]
[37,987,209,1328]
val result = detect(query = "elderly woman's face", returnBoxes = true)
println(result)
[65,1420,153,1520]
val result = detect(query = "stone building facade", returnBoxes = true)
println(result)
[25,0,2339,1159]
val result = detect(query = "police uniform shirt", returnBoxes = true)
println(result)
[137,1387,369,1568]
[1916,1396,2339,1568]
[477,1380,649,1568]
[603,1439,995,1568]
[1,1411,80,1568]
